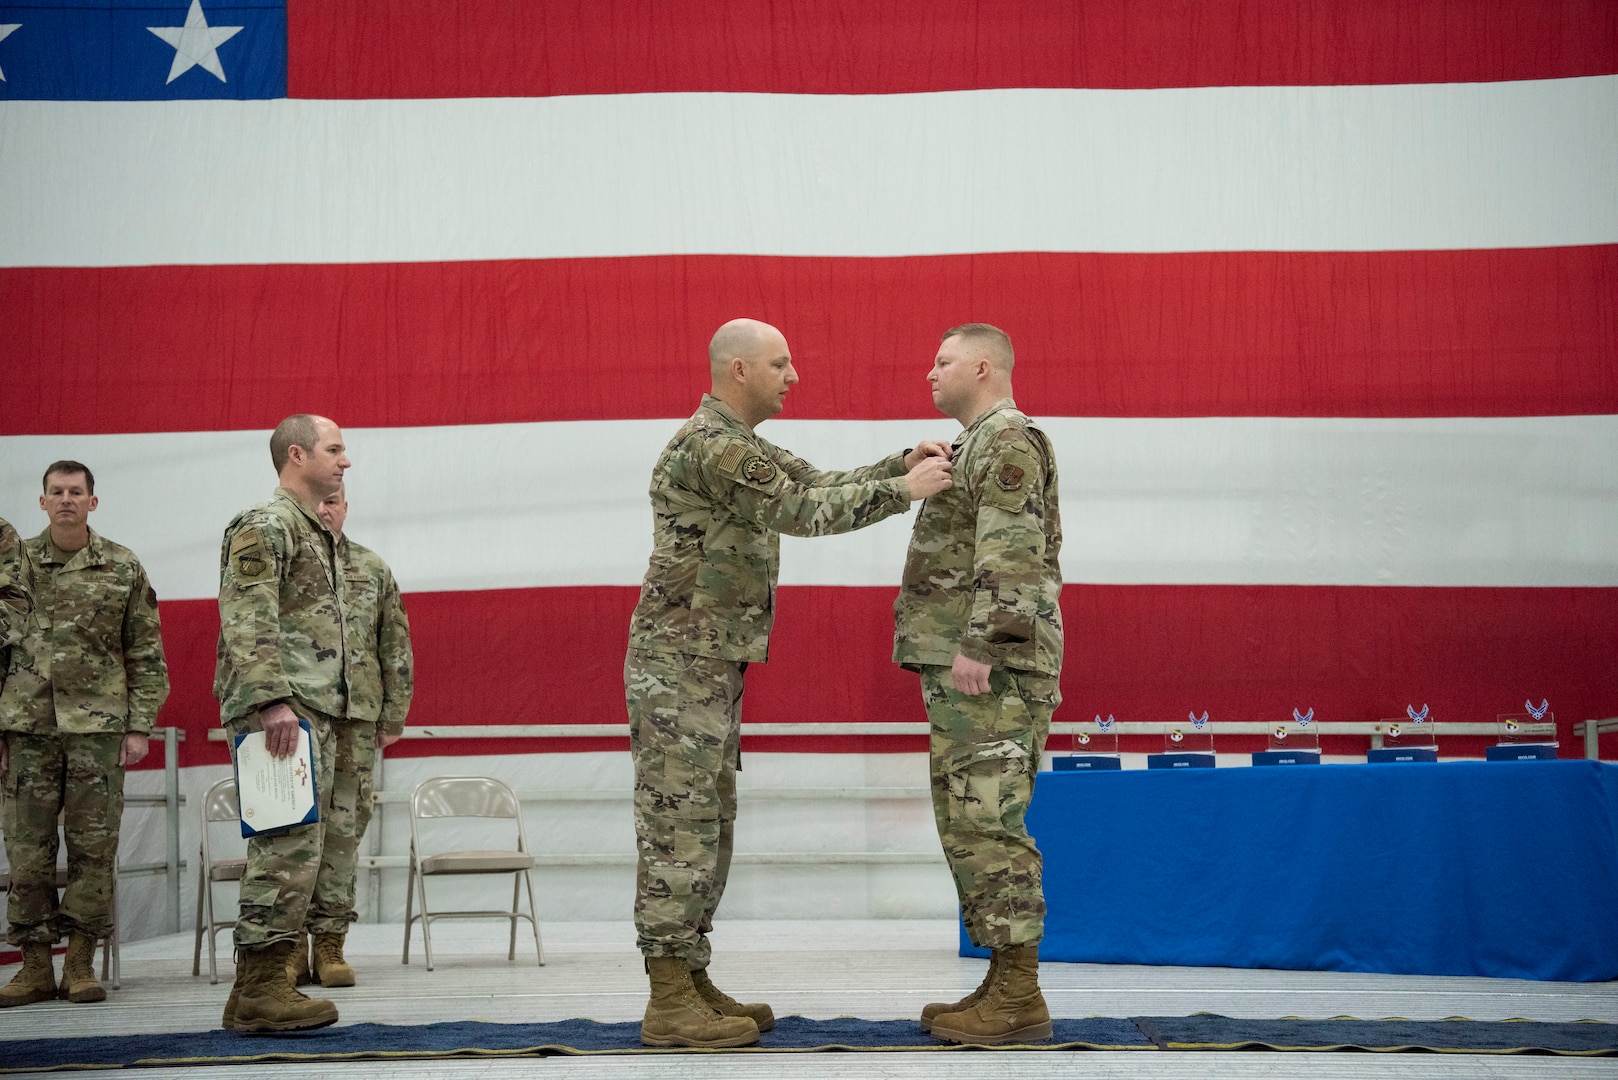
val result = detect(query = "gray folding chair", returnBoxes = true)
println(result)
[402,776,544,971]
[191,776,247,983]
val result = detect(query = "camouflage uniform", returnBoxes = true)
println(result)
[1,528,169,945]
[216,488,347,949]
[893,398,1063,949]
[0,516,28,658]
[307,536,412,934]
[628,394,913,963]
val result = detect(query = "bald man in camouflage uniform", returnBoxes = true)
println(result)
[894,324,1064,1045]
[1,463,169,1009]
[215,414,352,1033]
[287,485,413,989]
[627,318,955,1048]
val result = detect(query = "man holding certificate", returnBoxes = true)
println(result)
[214,414,352,1033]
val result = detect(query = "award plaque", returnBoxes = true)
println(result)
[1368,704,1438,763]
[1053,715,1122,771]
[1253,707,1322,766]
[1148,711,1216,769]
[1486,700,1559,761]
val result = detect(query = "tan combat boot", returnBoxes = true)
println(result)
[640,956,759,1048]
[690,966,774,1032]
[58,932,107,1003]
[930,943,1052,1045]
[230,940,339,1033]
[220,949,244,1029]
[311,933,356,988]
[287,934,312,987]
[920,951,999,1032]
[0,942,57,1008]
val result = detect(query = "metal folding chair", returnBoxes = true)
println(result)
[190,776,247,983]
[402,776,544,971]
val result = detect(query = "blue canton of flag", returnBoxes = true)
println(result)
[0,0,284,100]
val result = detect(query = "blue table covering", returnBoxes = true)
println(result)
[964,760,1618,982]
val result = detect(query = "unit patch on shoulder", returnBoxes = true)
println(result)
[228,526,274,586]
[983,446,1038,513]
[743,456,777,484]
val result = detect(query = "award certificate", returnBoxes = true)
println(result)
[233,720,320,837]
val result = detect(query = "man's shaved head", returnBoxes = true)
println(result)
[709,318,778,377]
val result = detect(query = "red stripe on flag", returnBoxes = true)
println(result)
[6,247,1614,435]
[287,0,1618,99]
[152,583,1618,768]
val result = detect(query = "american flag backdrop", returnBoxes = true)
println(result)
[2,0,1616,769]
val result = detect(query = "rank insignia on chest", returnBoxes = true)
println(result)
[996,462,1025,491]
[743,456,777,483]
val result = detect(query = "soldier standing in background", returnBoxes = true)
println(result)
[215,415,351,1032]
[625,317,955,1048]
[287,484,414,989]
[0,515,26,675]
[0,463,169,1008]
[893,325,1064,1045]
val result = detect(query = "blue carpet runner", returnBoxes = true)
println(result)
[1,1014,1613,1071]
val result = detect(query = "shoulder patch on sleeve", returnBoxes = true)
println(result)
[718,441,748,476]
[227,524,275,586]
[983,446,1039,513]
[714,438,779,486]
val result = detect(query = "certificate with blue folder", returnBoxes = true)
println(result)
[233,720,320,837]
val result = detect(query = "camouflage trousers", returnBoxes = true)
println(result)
[225,705,336,949]
[306,720,378,935]
[919,665,1059,949]
[1,732,125,944]
[625,647,743,967]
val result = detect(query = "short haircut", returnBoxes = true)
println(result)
[708,319,768,376]
[43,460,95,495]
[943,323,1014,373]
[270,414,320,473]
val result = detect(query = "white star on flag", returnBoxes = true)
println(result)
[0,24,20,82]
[147,0,242,84]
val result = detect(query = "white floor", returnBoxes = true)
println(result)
[1,919,1614,1080]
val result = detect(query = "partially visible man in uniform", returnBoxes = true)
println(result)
[215,415,351,1032]
[0,514,27,674]
[1,463,169,1008]
[893,324,1064,1045]
[627,317,955,1048]
[287,484,413,989]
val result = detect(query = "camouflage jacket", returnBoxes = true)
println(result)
[337,535,414,735]
[0,516,28,654]
[0,527,170,734]
[893,399,1063,674]
[214,488,349,723]
[629,394,913,661]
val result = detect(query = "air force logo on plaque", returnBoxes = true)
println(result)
[1526,699,1549,720]
[1273,725,1288,741]
[1293,707,1314,727]
[1189,711,1208,731]
[1407,704,1430,724]
[1096,714,1116,734]
[1169,729,1184,743]
[1077,732,1092,745]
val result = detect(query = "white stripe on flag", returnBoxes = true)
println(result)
[4,415,1614,601]
[4,77,1615,268]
